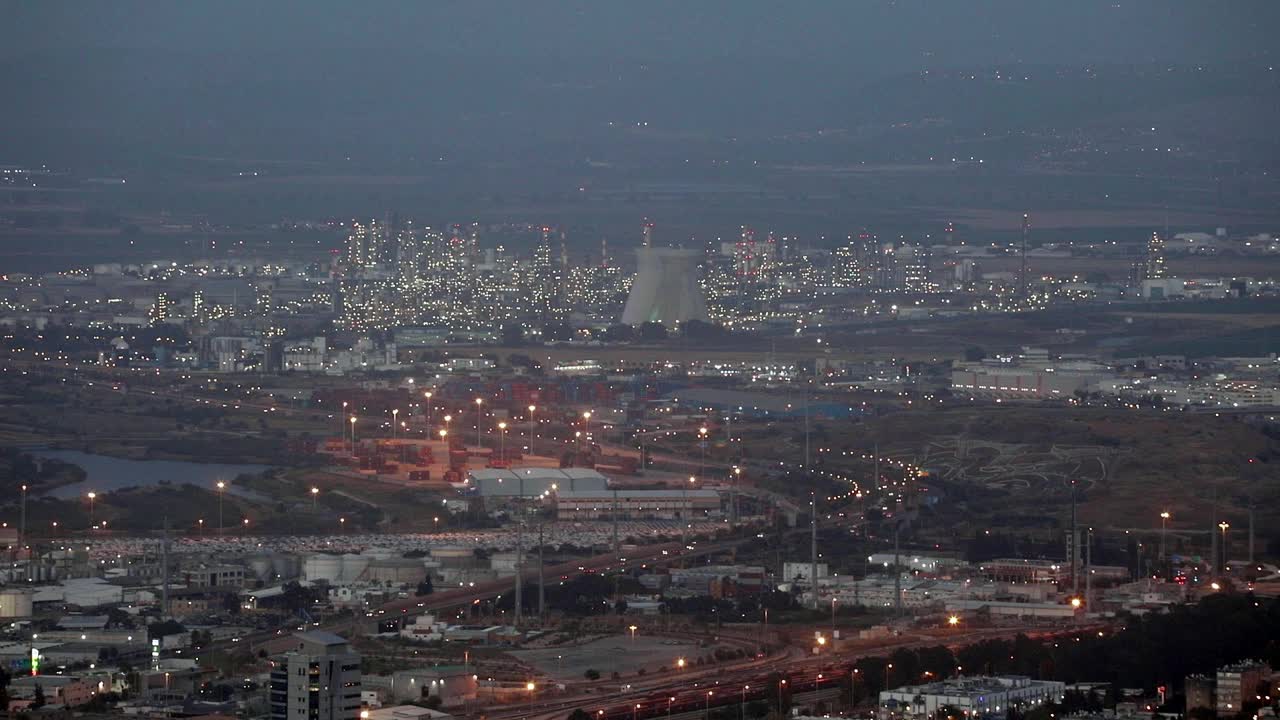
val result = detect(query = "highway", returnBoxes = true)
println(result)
[477,622,1116,720]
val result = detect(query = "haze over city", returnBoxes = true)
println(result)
[1,4,1279,720]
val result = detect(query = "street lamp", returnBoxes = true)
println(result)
[439,429,448,445]
[583,410,592,441]
[1219,522,1230,571]
[392,409,399,439]
[676,657,685,671]
[350,416,358,451]
[425,391,434,427]
[698,426,708,474]
[87,491,97,529]
[741,685,750,720]
[948,615,960,627]
[475,398,484,449]
[19,484,27,549]
[498,422,508,459]
[1159,511,1171,561]
[528,405,537,456]
[628,624,638,641]
[216,481,226,535]
[341,400,348,446]
[311,487,319,510]
[197,518,204,536]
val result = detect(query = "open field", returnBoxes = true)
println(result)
[511,634,711,681]
[851,405,1278,542]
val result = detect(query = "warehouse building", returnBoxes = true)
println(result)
[880,676,1065,718]
[555,488,720,520]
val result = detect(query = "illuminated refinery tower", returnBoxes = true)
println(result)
[1145,231,1168,280]
[621,246,709,326]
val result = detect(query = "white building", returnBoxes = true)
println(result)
[269,632,362,720]
[879,676,1065,719]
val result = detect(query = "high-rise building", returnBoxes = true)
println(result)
[191,290,206,323]
[269,631,362,720]
[832,233,877,289]
[896,244,935,293]
[1146,231,1168,280]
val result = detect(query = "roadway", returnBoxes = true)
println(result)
[478,621,1116,720]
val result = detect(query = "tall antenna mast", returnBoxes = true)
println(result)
[1020,212,1030,297]
[810,491,819,611]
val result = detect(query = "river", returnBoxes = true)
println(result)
[35,449,272,500]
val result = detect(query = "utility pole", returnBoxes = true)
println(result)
[810,492,818,610]
[803,396,811,469]
[873,443,880,492]
[161,515,171,620]
[612,489,620,557]
[537,523,546,623]
[1210,488,1219,576]
[613,489,621,594]
[893,521,903,617]
[19,483,26,559]
[514,519,523,627]
[1020,212,1030,297]
[1085,527,1093,613]
[1070,480,1079,597]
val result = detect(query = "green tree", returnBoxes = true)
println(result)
[637,321,667,342]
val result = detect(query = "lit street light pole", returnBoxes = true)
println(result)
[475,398,484,449]
[216,481,226,535]
[424,391,433,428]
[1219,521,1230,572]
[1159,511,1170,562]
[311,487,319,511]
[392,409,399,439]
[528,405,537,456]
[498,422,508,460]
[341,401,348,446]
[698,426,708,475]
[86,491,97,529]
[19,484,27,550]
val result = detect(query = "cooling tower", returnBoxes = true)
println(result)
[621,247,709,326]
